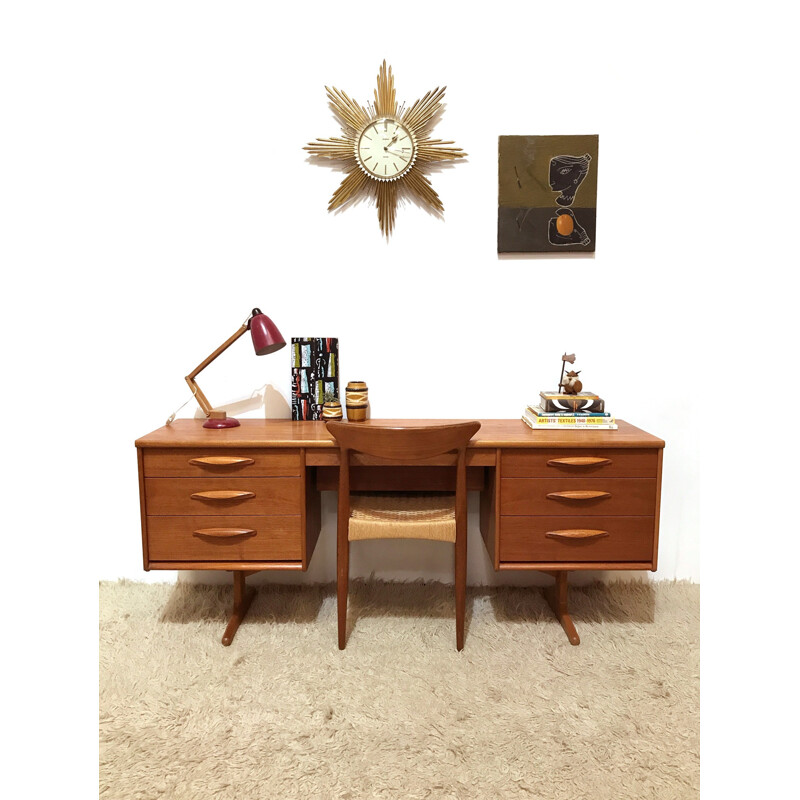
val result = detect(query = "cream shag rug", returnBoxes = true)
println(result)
[100,580,699,799]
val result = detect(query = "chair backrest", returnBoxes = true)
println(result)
[326,422,482,528]
[325,421,481,463]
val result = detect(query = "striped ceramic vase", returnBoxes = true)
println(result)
[345,381,369,422]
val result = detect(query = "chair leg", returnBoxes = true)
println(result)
[338,533,349,650]
[455,535,467,651]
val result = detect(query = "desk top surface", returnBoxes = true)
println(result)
[136,419,664,449]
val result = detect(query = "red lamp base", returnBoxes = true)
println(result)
[203,417,241,429]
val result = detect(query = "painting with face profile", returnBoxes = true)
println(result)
[498,134,598,253]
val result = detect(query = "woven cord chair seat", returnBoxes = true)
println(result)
[348,493,456,542]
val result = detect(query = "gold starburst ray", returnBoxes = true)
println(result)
[326,86,370,132]
[305,137,357,160]
[306,62,465,237]
[329,168,369,211]
[376,181,398,237]
[402,87,446,135]
[374,60,397,118]
[417,140,467,162]
[403,170,443,214]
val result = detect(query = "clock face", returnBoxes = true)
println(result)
[355,117,416,181]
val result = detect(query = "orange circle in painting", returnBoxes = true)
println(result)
[556,214,574,236]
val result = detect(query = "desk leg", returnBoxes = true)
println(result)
[221,571,255,646]
[544,571,580,646]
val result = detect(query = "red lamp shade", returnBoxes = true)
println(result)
[248,308,285,356]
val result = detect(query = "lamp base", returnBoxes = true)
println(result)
[203,417,241,429]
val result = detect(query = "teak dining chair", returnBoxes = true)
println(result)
[326,421,481,651]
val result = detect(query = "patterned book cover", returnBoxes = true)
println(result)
[291,338,339,420]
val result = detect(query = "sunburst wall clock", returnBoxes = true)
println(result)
[304,61,466,238]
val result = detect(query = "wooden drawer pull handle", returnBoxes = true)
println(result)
[189,456,255,467]
[547,491,611,501]
[191,490,255,501]
[547,457,612,468]
[193,528,256,539]
[546,529,609,539]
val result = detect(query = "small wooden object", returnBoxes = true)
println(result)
[561,370,583,394]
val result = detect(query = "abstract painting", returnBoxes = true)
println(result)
[498,134,598,253]
[291,338,339,421]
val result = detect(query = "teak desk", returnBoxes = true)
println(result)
[135,419,664,645]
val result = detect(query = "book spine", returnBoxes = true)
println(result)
[524,414,616,426]
[527,406,610,418]
[522,415,618,431]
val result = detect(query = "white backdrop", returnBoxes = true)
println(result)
[6,2,797,795]
[6,1,711,587]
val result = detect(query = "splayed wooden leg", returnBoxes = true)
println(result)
[221,571,255,646]
[544,571,580,645]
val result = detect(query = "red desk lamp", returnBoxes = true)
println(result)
[185,308,286,429]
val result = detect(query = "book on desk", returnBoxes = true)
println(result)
[522,404,618,431]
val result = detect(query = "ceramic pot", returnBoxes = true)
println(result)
[322,400,343,420]
[345,381,369,422]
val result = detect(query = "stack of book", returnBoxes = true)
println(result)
[522,404,618,430]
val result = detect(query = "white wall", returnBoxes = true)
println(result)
[9,5,800,794]
[7,1,710,587]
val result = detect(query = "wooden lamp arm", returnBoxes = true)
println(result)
[185,324,248,418]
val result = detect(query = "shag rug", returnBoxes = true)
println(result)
[100,580,699,799]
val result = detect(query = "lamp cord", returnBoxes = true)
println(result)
[166,386,198,426]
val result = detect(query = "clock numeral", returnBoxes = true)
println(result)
[393,162,399,171]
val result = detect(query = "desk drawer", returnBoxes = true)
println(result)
[144,477,302,516]
[143,448,302,478]
[502,448,659,478]
[147,515,302,561]
[499,516,655,563]
[500,478,657,516]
